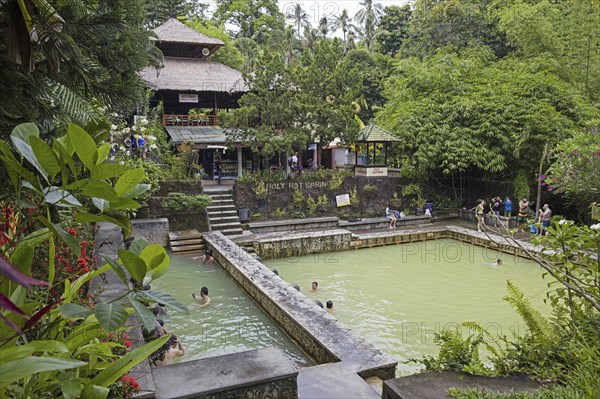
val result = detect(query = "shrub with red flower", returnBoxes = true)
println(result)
[108,374,140,399]
[0,200,43,258]
[102,332,133,356]
[35,222,98,300]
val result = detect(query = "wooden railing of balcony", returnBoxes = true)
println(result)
[162,114,218,127]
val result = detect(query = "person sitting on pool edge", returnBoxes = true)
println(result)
[192,286,211,307]
[311,281,319,291]
[192,249,215,264]
[385,204,397,229]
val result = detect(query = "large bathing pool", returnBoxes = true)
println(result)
[266,239,551,375]
[151,253,311,367]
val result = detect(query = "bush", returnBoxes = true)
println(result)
[363,184,379,197]
[162,193,211,213]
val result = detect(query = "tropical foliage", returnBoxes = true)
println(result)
[378,47,599,179]
[0,122,186,397]
[226,40,361,160]
[0,0,161,134]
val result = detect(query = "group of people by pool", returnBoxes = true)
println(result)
[474,197,552,235]
[150,249,334,368]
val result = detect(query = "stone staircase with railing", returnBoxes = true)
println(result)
[205,188,244,236]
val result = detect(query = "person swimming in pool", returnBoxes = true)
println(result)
[492,258,503,267]
[192,286,212,307]
[192,249,215,264]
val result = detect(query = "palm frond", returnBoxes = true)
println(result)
[49,83,98,126]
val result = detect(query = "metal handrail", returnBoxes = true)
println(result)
[162,114,219,127]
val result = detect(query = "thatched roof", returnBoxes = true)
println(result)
[356,123,400,142]
[154,18,224,46]
[140,57,248,93]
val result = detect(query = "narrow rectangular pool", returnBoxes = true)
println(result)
[151,253,312,367]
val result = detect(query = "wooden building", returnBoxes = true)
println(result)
[140,18,249,179]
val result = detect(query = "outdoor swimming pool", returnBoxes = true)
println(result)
[151,253,311,367]
[266,239,551,375]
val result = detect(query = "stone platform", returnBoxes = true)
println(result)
[383,371,543,399]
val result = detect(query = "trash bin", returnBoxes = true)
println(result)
[238,207,250,222]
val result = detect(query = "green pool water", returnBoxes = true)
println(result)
[265,239,551,375]
[151,253,311,367]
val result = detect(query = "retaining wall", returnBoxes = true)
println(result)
[253,229,353,260]
[131,218,169,247]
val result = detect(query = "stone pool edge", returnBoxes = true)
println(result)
[204,231,399,380]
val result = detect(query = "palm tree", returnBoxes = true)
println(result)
[1,0,160,133]
[267,26,300,65]
[302,26,318,52]
[354,0,384,53]
[318,17,330,38]
[286,3,310,38]
[331,9,351,43]
[354,0,384,25]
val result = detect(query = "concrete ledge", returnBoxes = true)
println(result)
[92,222,156,397]
[459,209,518,229]
[131,218,169,247]
[339,215,432,231]
[253,229,352,259]
[383,371,542,399]
[248,217,340,233]
[152,347,298,399]
[204,232,398,380]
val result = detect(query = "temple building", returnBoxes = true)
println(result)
[140,18,250,179]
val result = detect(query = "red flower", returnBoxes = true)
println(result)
[68,228,77,236]
[125,339,132,348]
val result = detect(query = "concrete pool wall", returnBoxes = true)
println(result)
[204,232,399,380]
[124,219,545,397]
[248,224,541,261]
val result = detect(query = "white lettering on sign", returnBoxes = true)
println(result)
[179,94,199,103]
[264,181,328,191]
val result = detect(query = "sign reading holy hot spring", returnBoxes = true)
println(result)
[264,181,328,190]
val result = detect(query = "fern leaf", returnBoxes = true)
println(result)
[504,281,557,347]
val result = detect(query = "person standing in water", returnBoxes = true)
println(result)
[192,286,212,307]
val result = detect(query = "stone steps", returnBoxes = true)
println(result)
[210,199,234,205]
[206,204,236,212]
[211,222,243,230]
[204,190,243,236]
[170,238,204,246]
[220,227,244,236]
[207,210,237,217]
[210,216,240,223]
[208,194,233,200]
[169,229,204,254]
